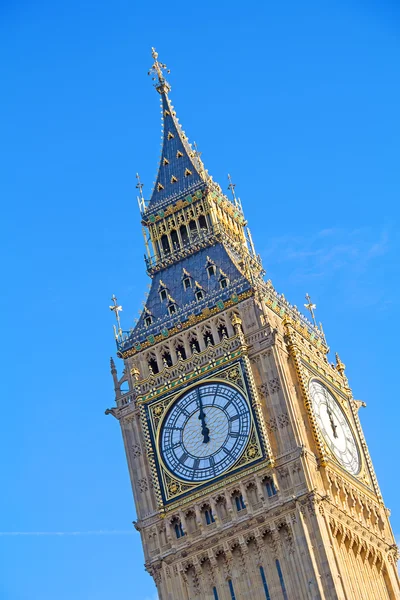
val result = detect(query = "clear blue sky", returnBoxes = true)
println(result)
[1,1,399,599]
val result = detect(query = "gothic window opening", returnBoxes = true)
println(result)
[183,277,191,290]
[228,579,237,600]
[203,330,214,346]
[144,315,153,327]
[162,351,173,368]
[161,234,171,255]
[215,495,228,520]
[199,214,208,231]
[219,271,229,288]
[207,264,216,277]
[148,356,159,375]
[176,344,186,360]
[171,229,180,250]
[213,587,219,600]
[204,507,215,525]
[189,220,198,233]
[173,521,185,539]
[160,288,167,302]
[168,303,177,316]
[275,560,288,600]
[217,323,228,341]
[195,289,204,302]
[180,224,189,246]
[233,493,246,512]
[264,477,277,498]
[259,566,271,600]
[189,337,200,353]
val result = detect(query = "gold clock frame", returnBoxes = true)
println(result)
[140,360,265,508]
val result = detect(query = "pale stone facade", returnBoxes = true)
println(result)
[106,49,400,600]
[108,292,400,599]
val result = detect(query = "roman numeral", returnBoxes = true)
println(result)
[178,453,189,464]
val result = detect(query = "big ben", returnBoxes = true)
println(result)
[106,49,400,599]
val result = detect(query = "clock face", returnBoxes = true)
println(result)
[159,382,251,482]
[309,380,360,475]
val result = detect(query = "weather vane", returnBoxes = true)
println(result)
[304,293,317,327]
[148,47,171,93]
[109,294,123,339]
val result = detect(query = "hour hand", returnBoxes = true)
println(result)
[327,406,338,439]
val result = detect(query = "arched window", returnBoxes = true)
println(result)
[174,522,185,539]
[219,275,229,289]
[176,344,186,360]
[180,224,189,246]
[195,289,204,302]
[183,276,191,290]
[189,220,198,233]
[259,566,271,600]
[148,357,159,375]
[145,315,153,327]
[168,303,177,315]
[189,337,200,353]
[203,331,214,346]
[162,352,173,368]
[264,477,277,498]
[170,230,180,250]
[161,234,171,254]
[217,323,228,341]
[276,560,288,600]
[198,215,208,231]
[204,507,215,525]
[233,493,246,512]
[228,579,237,600]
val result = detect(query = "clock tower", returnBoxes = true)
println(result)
[106,50,400,600]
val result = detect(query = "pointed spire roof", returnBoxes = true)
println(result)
[146,49,208,213]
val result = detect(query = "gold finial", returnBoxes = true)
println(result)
[109,294,123,339]
[304,293,318,327]
[148,47,171,94]
[335,353,346,376]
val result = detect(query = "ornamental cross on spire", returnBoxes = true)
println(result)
[148,47,171,94]
[304,293,317,327]
[109,294,123,339]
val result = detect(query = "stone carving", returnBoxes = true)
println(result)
[138,477,149,493]
[131,443,142,458]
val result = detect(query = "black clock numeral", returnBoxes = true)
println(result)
[178,453,189,464]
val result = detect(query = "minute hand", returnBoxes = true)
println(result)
[197,390,210,443]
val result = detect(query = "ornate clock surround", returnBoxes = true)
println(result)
[140,359,266,507]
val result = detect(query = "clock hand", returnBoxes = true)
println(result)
[327,405,338,439]
[197,390,210,443]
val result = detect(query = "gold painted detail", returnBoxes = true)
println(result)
[119,289,253,359]
[141,362,267,507]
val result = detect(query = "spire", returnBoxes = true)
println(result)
[146,48,207,213]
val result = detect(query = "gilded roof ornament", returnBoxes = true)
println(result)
[148,47,171,94]
[109,294,123,339]
[304,293,317,327]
